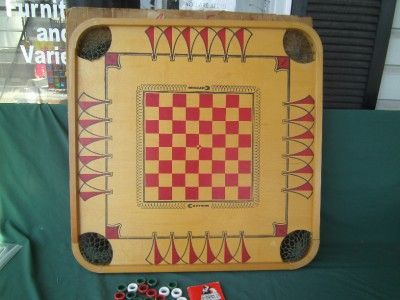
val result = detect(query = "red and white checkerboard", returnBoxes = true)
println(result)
[143,91,253,202]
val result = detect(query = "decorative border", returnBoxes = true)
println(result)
[135,84,261,209]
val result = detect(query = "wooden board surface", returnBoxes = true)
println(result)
[67,9,322,273]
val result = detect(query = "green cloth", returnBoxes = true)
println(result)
[0,104,399,299]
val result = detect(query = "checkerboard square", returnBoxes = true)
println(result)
[199,147,212,160]
[199,161,212,173]
[186,107,200,120]
[145,174,158,187]
[146,93,159,107]
[200,93,213,107]
[186,121,199,134]
[225,174,238,186]
[200,108,213,120]
[225,148,238,160]
[199,174,212,186]
[186,134,199,147]
[186,174,199,186]
[212,121,225,134]
[199,121,212,134]
[173,93,186,107]
[159,134,173,147]
[199,135,212,147]
[146,147,159,160]
[172,174,185,187]
[159,160,172,173]
[159,107,173,120]
[239,134,252,147]
[172,121,186,133]
[238,187,251,200]
[226,121,239,134]
[186,187,198,199]
[146,120,159,133]
[159,148,172,160]
[239,108,252,121]
[186,160,199,173]
[239,161,251,173]
[212,187,225,199]
[172,161,185,173]
[213,108,226,121]
[172,107,186,120]
[212,160,225,173]
[212,134,225,147]
[226,94,239,107]
[159,187,172,200]
[172,147,186,160]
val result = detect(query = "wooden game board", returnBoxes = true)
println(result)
[68,11,322,272]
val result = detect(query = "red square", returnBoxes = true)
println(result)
[159,160,172,173]
[239,108,252,121]
[212,187,225,199]
[145,93,159,107]
[213,108,226,121]
[200,94,213,107]
[239,134,252,147]
[172,121,186,133]
[186,187,198,200]
[199,121,212,134]
[225,174,238,186]
[199,148,212,160]
[159,107,173,120]
[186,160,199,173]
[173,94,186,107]
[172,174,185,186]
[146,147,159,160]
[159,134,172,147]
[172,147,186,160]
[226,121,239,134]
[239,161,251,173]
[186,134,199,147]
[159,187,172,200]
[186,107,200,120]
[199,174,212,186]
[212,161,225,173]
[145,174,158,187]
[146,120,159,133]
[226,94,239,107]
[238,187,251,200]
[225,148,238,160]
[212,134,226,147]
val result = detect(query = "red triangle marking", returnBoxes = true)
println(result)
[206,237,216,264]
[171,237,181,264]
[293,182,313,191]
[79,119,104,129]
[291,130,314,140]
[217,28,226,52]
[145,26,155,51]
[80,191,105,201]
[199,27,209,51]
[79,155,104,165]
[189,238,198,264]
[164,26,173,50]
[292,113,314,122]
[292,148,314,157]
[79,101,102,111]
[241,237,251,263]
[292,95,315,105]
[291,165,313,174]
[182,27,191,52]
[79,173,104,183]
[154,238,163,265]
[235,28,244,52]
[79,137,105,147]
[224,239,233,263]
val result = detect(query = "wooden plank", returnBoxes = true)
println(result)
[377,65,400,100]
[384,30,400,65]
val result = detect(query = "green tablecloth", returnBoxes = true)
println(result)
[0,105,399,299]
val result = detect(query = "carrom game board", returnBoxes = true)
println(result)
[68,11,322,272]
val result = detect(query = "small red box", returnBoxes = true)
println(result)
[187,282,225,300]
